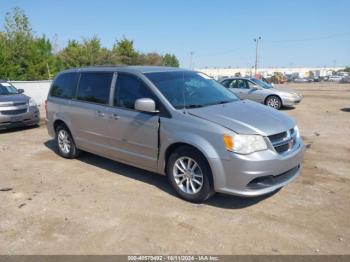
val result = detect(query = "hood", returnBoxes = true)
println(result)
[188,100,295,136]
[272,86,299,95]
[0,93,29,104]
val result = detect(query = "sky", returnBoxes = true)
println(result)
[0,0,349,68]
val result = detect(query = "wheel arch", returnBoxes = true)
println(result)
[164,142,215,186]
[53,119,68,131]
[53,119,76,142]
[264,94,283,106]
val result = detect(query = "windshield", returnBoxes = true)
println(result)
[0,82,19,95]
[251,78,273,89]
[145,71,238,109]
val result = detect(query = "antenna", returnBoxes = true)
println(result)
[189,51,194,69]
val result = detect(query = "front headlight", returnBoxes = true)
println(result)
[29,98,37,107]
[294,125,300,138]
[282,93,298,99]
[223,134,268,154]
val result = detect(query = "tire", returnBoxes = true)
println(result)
[166,146,214,203]
[265,95,282,110]
[55,124,80,159]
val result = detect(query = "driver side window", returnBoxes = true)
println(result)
[229,80,238,88]
[231,79,249,89]
[246,81,257,89]
[114,73,156,110]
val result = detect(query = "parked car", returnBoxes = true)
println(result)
[0,80,40,130]
[46,66,305,202]
[293,78,312,83]
[328,75,343,82]
[220,77,303,110]
[340,76,350,83]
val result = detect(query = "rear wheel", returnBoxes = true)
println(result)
[167,146,214,203]
[265,95,282,110]
[55,125,80,159]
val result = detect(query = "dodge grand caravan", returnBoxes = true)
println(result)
[46,66,305,202]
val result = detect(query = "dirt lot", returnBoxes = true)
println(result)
[0,83,349,255]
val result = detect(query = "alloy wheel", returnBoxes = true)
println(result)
[173,157,203,194]
[57,129,71,154]
[267,97,281,109]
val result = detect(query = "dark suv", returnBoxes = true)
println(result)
[0,80,40,130]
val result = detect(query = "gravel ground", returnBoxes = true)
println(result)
[0,83,349,255]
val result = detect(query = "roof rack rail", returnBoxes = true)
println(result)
[82,64,127,68]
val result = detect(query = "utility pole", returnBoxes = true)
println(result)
[254,37,261,77]
[189,51,194,69]
[46,63,51,79]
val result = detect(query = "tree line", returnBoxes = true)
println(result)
[0,7,179,81]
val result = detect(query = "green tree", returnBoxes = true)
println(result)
[80,36,103,65]
[58,37,113,68]
[0,7,58,80]
[0,32,8,78]
[163,53,179,67]
[58,40,83,68]
[0,8,181,80]
[137,53,163,65]
[112,38,138,65]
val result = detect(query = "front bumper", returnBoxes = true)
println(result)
[0,106,40,130]
[211,138,305,197]
[281,96,303,107]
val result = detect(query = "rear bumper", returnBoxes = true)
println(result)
[0,106,40,130]
[211,138,305,197]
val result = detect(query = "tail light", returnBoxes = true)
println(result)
[45,100,48,113]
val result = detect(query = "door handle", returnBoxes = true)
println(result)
[112,113,120,120]
[95,111,105,117]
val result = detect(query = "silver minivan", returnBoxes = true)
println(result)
[46,66,305,202]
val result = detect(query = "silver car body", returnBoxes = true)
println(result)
[46,66,305,197]
[0,80,40,130]
[221,77,303,107]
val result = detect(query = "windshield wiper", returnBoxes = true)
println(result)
[205,100,232,106]
[218,100,231,104]
[186,104,204,108]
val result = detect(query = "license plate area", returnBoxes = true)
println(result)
[11,116,23,122]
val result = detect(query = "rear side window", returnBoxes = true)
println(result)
[77,72,113,105]
[114,73,156,109]
[221,79,232,88]
[50,72,78,99]
[230,79,248,89]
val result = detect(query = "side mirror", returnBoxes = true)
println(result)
[251,84,260,90]
[18,89,24,94]
[134,98,159,113]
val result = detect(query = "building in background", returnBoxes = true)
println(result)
[197,67,345,80]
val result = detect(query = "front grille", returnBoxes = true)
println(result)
[1,109,27,115]
[268,128,297,154]
[268,131,287,142]
[0,101,27,107]
[13,102,27,106]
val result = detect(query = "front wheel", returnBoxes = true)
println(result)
[265,95,282,110]
[167,146,214,203]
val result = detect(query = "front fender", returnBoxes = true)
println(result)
[158,131,222,174]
